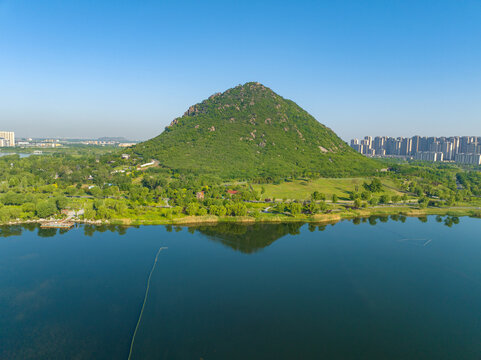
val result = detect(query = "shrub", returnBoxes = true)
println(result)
[36,201,57,218]
[379,195,391,204]
[185,202,199,216]
[290,202,302,215]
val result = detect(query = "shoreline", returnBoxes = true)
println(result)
[2,206,480,228]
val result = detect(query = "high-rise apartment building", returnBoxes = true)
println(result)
[411,135,421,154]
[0,131,15,147]
[350,134,481,165]
[400,138,412,155]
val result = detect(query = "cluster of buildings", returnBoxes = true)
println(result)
[1,127,140,149]
[0,132,64,148]
[351,136,481,165]
[0,131,15,147]
[1,130,138,149]
[79,140,136,146]
[17,138,63,148]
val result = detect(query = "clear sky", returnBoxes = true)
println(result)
[1,0,480,141]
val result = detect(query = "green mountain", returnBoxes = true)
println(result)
[134,82,378,179]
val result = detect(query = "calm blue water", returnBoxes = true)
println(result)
[0,153,33,158]
[1,217,481,359]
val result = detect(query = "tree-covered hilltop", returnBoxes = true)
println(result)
[134,82,379,179]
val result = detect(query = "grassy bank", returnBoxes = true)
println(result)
[95,205,481,227]
[2,203,480,228]
[252,177,406,201]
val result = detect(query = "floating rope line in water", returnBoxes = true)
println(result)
[127,245,167,360]
[398,238,432,246]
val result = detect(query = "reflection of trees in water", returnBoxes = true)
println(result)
[84,225,96,237]
[308,223,327,232]
[440,215,460,227]
[23,223,38,232]
[1,223,130,238]
[59,228,70,235]
[38,228,58,238]
[0,223,39,238]
[0,225,24,237]
[83,224,128,236]
[351,214,460,228]
[193,222,306,253]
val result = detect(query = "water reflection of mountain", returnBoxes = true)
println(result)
[193,223,305,254]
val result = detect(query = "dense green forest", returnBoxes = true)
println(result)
[0,149,480,225]
[134,82,379,179]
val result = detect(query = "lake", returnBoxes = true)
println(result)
[0,153,34,158]
[1,216,481,359]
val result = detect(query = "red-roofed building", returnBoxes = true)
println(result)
[227,190,238,196]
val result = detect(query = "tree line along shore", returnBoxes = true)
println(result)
[0,149,480,227]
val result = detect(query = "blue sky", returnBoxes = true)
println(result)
[1,0,480,140]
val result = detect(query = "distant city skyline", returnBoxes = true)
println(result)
[8,130,481,144]
[351,135,481,165]
[352,133,481,140]
[1,1,481,140]
[6,130,481,144]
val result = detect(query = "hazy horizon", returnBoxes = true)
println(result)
[1,0,480,141]
[10,130,481,143]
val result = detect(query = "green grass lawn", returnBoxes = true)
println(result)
[252,178,406,201]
